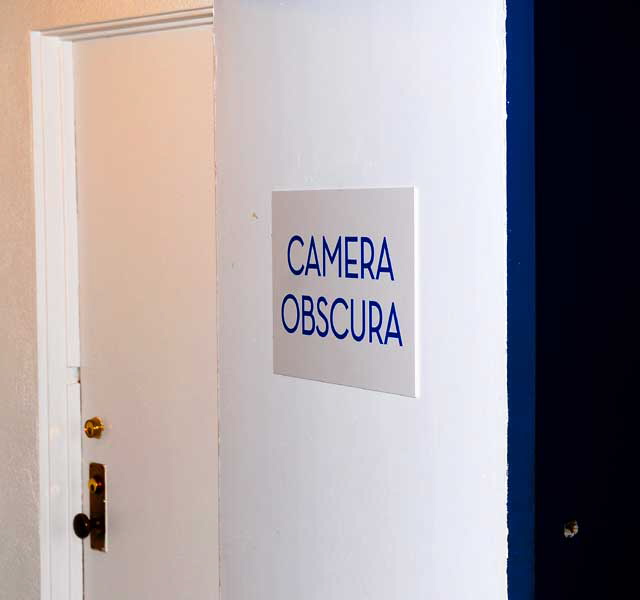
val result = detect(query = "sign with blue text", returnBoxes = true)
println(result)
[272,188,416,396]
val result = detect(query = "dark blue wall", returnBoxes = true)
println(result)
[506,1,535,598]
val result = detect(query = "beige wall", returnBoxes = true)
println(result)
[0,3,206,598]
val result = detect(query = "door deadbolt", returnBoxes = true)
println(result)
[84,416,105,439]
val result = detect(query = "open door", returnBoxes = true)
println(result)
[31,12,218,598]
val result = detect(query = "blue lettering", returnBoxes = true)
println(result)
[368,300,383,343]
[301,295,316,335]
[316,296,329,337]
[281,294,300,333]
[376,237,395,281]
[330,297,349,339]
[281,293,403,346]
[304,236,321,276]
[344,236,358,279]
[322,236,342,277]
[384,302,403,346]
[287,235,304,276]
[360,236,375,279]
[350,298,366,342]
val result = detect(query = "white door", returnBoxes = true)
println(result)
[73,25,217,599]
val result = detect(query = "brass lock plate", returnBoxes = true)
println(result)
[89,462,107,551]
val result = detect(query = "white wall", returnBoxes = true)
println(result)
[216,1,507,599]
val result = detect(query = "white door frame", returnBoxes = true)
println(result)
[30,8,214,599]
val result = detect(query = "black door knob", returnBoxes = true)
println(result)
[73,513,103,539]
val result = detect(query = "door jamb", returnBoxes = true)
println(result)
[30,8,214,599]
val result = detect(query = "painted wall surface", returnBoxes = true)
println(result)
[0,2,204,598]
[216,1,507,599]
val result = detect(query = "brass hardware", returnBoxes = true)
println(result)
[73,462,107,551]
[84,416,105,439]
[88,477,104,495]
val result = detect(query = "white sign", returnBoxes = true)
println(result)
[272,188,417,396]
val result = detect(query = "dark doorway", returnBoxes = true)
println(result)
[535,0,638,597]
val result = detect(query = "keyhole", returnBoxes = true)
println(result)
[88,477,103,495]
